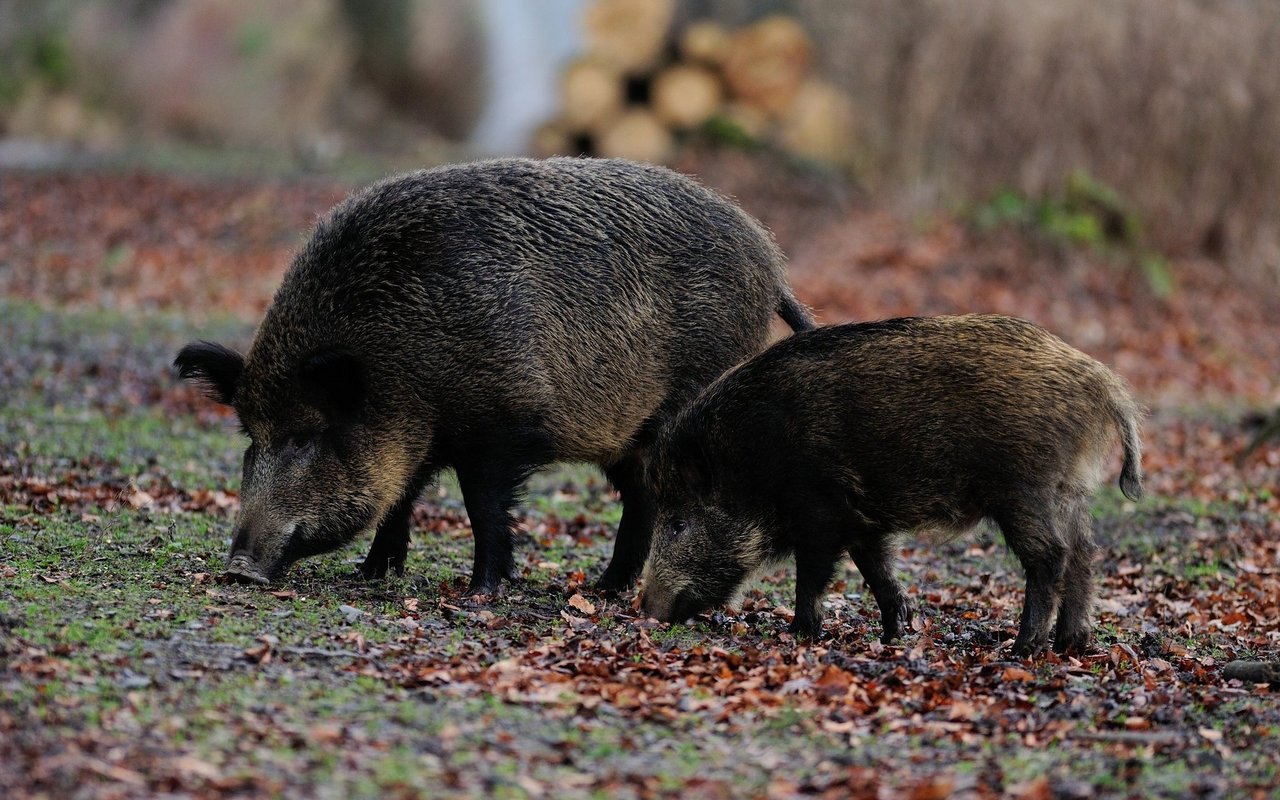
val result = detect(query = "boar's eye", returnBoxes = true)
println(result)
[666,519,689,541]
[284,431,322,457]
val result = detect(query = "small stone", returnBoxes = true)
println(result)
[338,604,364,621]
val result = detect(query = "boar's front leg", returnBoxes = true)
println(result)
[359,476,432,580]
[848,539,913,643]
[358,494,414,580]
[455,461,525,597]
[597,456,654,592]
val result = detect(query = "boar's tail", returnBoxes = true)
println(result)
[1107,378,1145,502]
[777,292,816,332]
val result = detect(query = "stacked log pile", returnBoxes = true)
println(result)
[534,0,855,166]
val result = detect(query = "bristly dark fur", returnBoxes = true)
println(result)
[643,314,1144,658]
[174,156,813,594]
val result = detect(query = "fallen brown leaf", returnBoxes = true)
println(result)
[568,592,596,615]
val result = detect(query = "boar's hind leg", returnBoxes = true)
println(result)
[996,503,1068,657]
[847,540,913,643]
[455,461,528,597]
[596,456,654,592]
[1052,498,1097,654]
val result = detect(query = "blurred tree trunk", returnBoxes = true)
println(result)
[340,0,486,139]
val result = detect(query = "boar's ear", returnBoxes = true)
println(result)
[174,341,244,406]
[673,436,715,497]
[298,348,366,419]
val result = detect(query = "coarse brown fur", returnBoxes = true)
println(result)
[175,157,813,593]
[641,314,1143,657]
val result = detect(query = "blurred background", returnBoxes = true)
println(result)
[4,0,1280,282]
[3,0,1280,427]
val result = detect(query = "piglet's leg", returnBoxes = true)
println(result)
[996,503,1067,657]
[848,539,913,643]
[792,547,842,639]
[1052,498,1097,654]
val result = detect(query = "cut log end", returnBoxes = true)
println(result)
[561,58,625,132]
[652,64,723,129]
[584,0,677,74]
[777,80,857,163]
[596,109,674,164]
[722,14,814,118]
[680,21,730,66]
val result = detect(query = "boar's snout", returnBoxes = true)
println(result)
[225,551,270,585]
[641,583,698,624]
[223,525,276,585]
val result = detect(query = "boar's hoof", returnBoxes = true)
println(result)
[789,617,823,640]
[356,557,404,581]
[880,602,915,643]
[1009,633,1050,659]
[1053,628,1091,655]
[593,571,635,595]
[595,553,644,593]
[464,577,503,599]
[225,553,270,586]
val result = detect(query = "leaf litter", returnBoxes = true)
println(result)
[1,164,1278,798]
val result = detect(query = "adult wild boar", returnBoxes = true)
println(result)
[641,315,1143,656]
[175,157,813,594]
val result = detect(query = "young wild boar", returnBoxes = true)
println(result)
[175,157,812,595]
[641,315,1143,656]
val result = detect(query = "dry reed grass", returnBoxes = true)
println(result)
[797,0,1280,280]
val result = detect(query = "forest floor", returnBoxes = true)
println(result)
[1,153,1278,798]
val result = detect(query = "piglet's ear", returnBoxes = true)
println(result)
[298,348,366,419]
[174,341,244,406]
[676,438,715,497]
